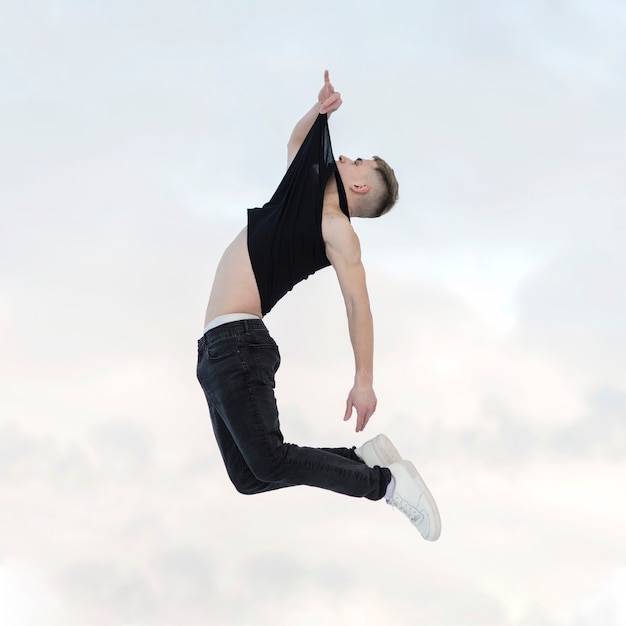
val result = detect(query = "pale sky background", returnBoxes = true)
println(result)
[1,1,625,625]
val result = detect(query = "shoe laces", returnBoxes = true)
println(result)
[389,495,424,524]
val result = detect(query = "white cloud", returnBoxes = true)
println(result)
[0,562,75,626]
[570,566,626,626]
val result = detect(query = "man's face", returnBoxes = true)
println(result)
[335,155,377,188]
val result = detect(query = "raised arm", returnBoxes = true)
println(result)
[287,70,343,167]
[323,215,377,432]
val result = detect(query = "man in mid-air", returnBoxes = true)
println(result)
[197,71,441,540]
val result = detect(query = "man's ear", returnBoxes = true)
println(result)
[350,182,370,195]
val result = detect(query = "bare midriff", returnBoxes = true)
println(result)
[203,227,263,326]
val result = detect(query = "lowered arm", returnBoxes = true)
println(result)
[324,214,377,432]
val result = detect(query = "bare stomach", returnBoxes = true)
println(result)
[204,227,263,326]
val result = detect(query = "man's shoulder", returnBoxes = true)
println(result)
[321,210,359,256]
[322,209,353,235]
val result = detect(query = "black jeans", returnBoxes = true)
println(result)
[197,319,390,500]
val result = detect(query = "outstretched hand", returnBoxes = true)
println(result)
[318,69,342,115]
[344,384,377,432]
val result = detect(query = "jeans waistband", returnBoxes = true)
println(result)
[198,318,269,348]
[204,313,261,334]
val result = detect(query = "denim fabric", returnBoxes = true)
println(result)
[197,319,390,500]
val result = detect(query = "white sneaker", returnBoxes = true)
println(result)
[387,460,441,541]
[355,434,402,468]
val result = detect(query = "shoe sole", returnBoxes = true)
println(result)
[403,460,441,541]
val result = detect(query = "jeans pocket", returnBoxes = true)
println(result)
[248,343,281,387]
[207,337,239,360]
[246,329,278,350]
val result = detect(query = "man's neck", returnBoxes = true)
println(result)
[323,177,351,216]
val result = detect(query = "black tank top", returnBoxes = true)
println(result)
[247,114,350,315]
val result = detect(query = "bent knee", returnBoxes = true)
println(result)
[247,450,288,484]
[224,444,288,492]
[233,482,261,496]
[228,473,266,495]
